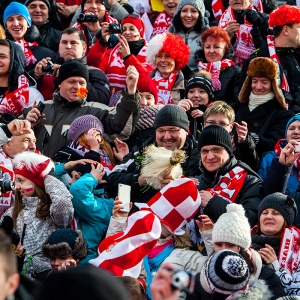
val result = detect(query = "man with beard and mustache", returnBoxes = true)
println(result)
[107,104,201,210]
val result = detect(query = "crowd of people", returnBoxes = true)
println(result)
[0,0,299,299]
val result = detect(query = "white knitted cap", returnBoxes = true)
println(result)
[212,203,251,249]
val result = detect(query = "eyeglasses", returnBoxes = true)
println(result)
[200,147,225,155]
[205,120,231,127]
[156,128,181,135]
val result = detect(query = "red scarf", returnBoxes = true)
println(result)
[267,35,290,92]
[152,11,172,35]
[197,59,235,90]
[212,0,225,20]
[0,75,30,115]
[15,39,38,67]
[152,70,177,105]
[219,6,256,66]
[206,166,248,202]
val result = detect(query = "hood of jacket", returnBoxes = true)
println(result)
[6,24,40,43]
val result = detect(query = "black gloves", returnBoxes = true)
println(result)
[242,9,262,27]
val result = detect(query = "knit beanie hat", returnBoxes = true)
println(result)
[67,115,104,142]
[56,60,89,86]
[258,192,297,227]
[185,72,214,100]
[4,2,32,27]
[176,0,205,20]
[81,0,105,11]
[154,104,189,131]
[285,114,300,136]
[201,250,250,295]
[121,14,145,38]
[25,0,50,10]
[146,32,190,70]
[137,75,158,104]
[13,152,54,188]
[42,229,88,260]
[269,5,300,28]
[198,125,233,156]
[212,203,251,249]
[238,57,286,108]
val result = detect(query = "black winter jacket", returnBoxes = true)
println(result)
[196,156,262,227]
[37,22,61,52]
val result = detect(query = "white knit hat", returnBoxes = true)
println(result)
[212,203,251,249]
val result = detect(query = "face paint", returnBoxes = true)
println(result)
[24,185,34,192]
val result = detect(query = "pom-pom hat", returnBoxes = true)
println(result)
[4,2,32,27]
[13,152,54,188]
[269,5,300,28]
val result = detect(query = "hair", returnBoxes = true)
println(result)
[202,26,231,48]
[172,9,204,34]
[0,39,10,48]
[60,27,86,46]
[0,229,17,277]
[116,276,145,300]
[0,25,5,39]
[253,219,289,239]
[12,186,52,228]
[203,101,235,124]
[273,24,293,38]
[239,248,257,275]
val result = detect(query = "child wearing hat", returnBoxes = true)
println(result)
[0,152,74,279]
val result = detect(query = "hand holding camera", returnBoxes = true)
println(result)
[278,139,300,166]
[227,20,240,38]
[34,57,54,79]
[118,35,130,58]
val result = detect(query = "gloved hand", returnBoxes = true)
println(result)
[242,9,262,26]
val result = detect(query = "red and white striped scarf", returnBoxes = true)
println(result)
[152,11,172,35]
[107,42,149,97]
[267,35,290,92]
[15,39,38,67]
[152,70,177,105]
[0,74,30,116]
[219,6,256,66]
[206,166,248,202]
[197,59,235,90]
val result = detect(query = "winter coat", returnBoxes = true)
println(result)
[196,156,263,227]
[0,175,74,276]
[55,164,114,264]
[22,89,140,159]
[107,136,201,207]
[37,21,61,52]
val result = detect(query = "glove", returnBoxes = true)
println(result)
[242,9,262,26]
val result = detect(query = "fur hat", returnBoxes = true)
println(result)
[146,32,190,70]
[4,2,32,27]
[269,5,300,28]
[212,203,251,249]
[13,152,54,188]
[238,57,286,108]
[42,229,87,260]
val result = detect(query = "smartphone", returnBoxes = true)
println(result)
[36,101,45,114]
[236,10,244,24]
[118,183,131,212]
[295,143,300,153]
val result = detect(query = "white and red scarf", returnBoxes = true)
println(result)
[15,39,38,67]
[0,75,30,116]
[152,70,177,105]
[152,11,172,35]
[107,42,149,97]
[219,6,256,66]
[206,166,248,202]
[278,226,300,277]
[267,35,290,92]
[197,59,235,90]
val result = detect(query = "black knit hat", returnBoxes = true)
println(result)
[42,228,88,260]
[202,249,250,295]
[258,193,297,227]
[25,0,50,10]
[185,75,214,100]
[198,125,233,155]
[154,104,189,131]
[57,60,89,85]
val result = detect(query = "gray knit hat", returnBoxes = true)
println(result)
[176,0,205,19]
[67,115,104,142]
[154,104,189,131]
[258,193,297,227]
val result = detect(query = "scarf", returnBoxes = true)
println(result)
[206,166,248,203]
[107,41,149,97]
[197,59,235,90]
[135,105,163,131]
[15,39,38,67]
[248,92,274,112]
[152,11,172,35]
[219,6,256,66]
[267,35,290,92]
[274,138,300,181]
[212,0,225,20]
[152,70,177,105]
[0,74,30,115]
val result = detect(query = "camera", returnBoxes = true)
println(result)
[0,179,15,194]
[77,13,98,23]
[42,60,53,73]
[109,22,122,34]
[171,270,195,293]
[236,10,245,24]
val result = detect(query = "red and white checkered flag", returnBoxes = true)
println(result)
[136,178,201,235]
[89,210,161,278]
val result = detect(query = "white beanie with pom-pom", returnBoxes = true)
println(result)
[212,203,251,249]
